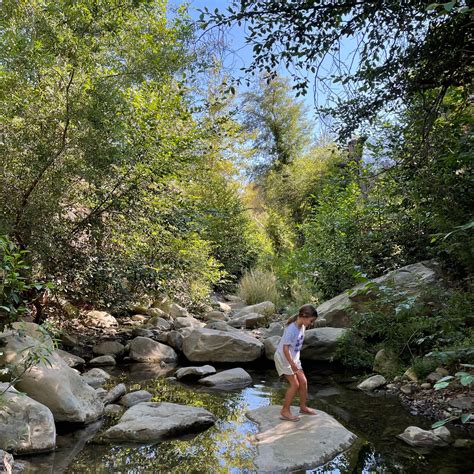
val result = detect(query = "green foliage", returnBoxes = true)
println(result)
[237,269,280,306]
[334,285,474,372]
[0,1,266,311]
[430,364,474,429]
[242,75,312,175]
[0,236,53,329]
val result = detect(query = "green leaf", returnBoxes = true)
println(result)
[431,417,450,428]
[434,381,450,390]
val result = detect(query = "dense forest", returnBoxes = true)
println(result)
[0,0,472,368]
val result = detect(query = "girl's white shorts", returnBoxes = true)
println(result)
[274,350,302,376]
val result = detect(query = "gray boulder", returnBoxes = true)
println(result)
[103,383,127,405]
[246,405,358,472]
[174,316,204,330]
[92,341,125,357]
[264,336,280,360]
[83,310,118,328]
[147,316,172,331]
[119,390,152,408]
[89,355,116,367]
[316,262,439,328]
[357,375,387,391]
[228,313,268,329]
[81,368,111,388]
[0,383,56,454]
[301,328,348,361]
[397,426,449,447]
[129,337,178,363]
[203,311,228,321]
[263,322,284,338]
[168,303,189,318]
[175,365,216,380]
[100,402,216,444]
[233,301,275,318]
[199,368,252,389]
[0,329,103,423]
[373,349,400,376]
[166,331,184,352]
[182,328,264,363]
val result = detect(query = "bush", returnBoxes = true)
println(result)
[0,236,52,330]
[334,284,473,374]
[237,269,281,306]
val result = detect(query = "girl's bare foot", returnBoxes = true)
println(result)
[280,410,300,422]
[299,406,317,415]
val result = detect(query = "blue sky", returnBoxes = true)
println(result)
[184,0,361,138]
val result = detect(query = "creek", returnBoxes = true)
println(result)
[19,361,473,473]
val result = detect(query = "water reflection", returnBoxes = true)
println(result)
[15,363,473,473]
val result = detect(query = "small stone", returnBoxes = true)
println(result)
[448,396,473,410]
[386,383,397,390]
[453,439,474,449]
[397,426,448,447]
[400,385,412,395]
[357,375,386,391]
[95,387,107,399]
[89,355,116,367]
[426,371,442,383]
[132,315,147,322]
[435,367,449,377]
[421,383,431,390]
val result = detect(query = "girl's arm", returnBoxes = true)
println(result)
[283,344,300,373]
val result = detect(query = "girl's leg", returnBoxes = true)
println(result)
[281,374,300,420]
[296,370,317,414]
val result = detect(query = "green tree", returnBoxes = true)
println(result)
[0,1,226,308]
[242,75,312,175]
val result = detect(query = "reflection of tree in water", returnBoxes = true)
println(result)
[68,378,258,473]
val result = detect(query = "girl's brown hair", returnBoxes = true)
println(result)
[285,304,318,325]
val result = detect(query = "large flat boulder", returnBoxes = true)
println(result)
[0,383,56,455]
[316,262,439,328]
[246,405,358,472]
[182,328,264,363]
[175,365,216,380]
[301,328,348,361]
[0,329,104,423]
[100,402,216,444]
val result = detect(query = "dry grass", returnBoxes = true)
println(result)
[237,269,281,306]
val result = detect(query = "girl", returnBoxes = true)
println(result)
[274,304,318,421]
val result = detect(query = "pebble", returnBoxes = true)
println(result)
[421,383,431,390]
[400,385,412,395]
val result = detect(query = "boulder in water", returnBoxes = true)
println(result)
[246,405,358,472]
[100,402,216,444]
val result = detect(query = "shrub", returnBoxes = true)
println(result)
[334,284,473,374]
[237,269,280,306]
[0,236,53,330]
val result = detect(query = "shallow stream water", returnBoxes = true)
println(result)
[19,361,473,473]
